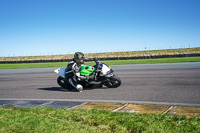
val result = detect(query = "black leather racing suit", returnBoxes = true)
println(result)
[65,59,85,88]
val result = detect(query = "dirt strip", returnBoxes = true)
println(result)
[1,100,200,118]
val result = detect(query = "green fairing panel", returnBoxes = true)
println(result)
[80,65,95,76]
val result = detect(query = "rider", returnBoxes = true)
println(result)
[65,52,86,92]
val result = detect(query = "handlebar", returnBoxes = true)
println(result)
[93,57,99,63]
[85,57,100,63]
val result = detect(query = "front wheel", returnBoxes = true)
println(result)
[104,75,121,88]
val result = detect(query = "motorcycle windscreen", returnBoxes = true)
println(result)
[100,64,111,76]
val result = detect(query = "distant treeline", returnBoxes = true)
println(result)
[0,47,200,64]
[0,54,200,64]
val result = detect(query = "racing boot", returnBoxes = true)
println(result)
[69,78,83,92]
[76,84,83,92]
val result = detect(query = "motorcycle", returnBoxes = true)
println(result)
[54,58,121,91]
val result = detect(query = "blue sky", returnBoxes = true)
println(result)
[0,0,200,57]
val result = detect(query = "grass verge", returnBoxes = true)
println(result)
[0,57,200,69]
[0,107,200,133]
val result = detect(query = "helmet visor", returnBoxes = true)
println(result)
[79,57,85,63]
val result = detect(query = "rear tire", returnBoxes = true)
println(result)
[57,76,73,90]
[104,75,121,88]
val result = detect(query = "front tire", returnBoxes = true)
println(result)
[104,75,121,88]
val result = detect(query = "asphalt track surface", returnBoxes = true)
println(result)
[0,62,200,107]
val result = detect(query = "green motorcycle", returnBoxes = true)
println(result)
[54,59,121,90]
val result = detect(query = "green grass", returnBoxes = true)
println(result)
[0,57,200,69]
[0,62,67,69]
[101,56,200,65]
[0,107,199,133]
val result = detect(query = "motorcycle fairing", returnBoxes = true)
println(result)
[80,65,95,76]
[54,67,66,78]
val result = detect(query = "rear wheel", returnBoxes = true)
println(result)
[104,75,121,88]
[57,76,73,90]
